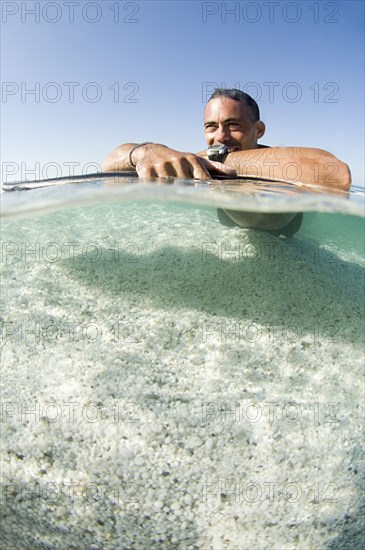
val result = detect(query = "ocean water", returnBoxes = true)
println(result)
[1,177,364,549]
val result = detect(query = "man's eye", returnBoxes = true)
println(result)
[205,125,216,130]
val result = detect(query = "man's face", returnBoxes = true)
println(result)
[204,97,265,151]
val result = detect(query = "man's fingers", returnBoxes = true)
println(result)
[173,158,209,180]
[203,159,237,176]
[136,150,217,180]
[192,162,211,180]
[137,165,158,178]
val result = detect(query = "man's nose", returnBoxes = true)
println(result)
[215,126,230,143]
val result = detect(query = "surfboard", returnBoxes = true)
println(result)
[1,172,364,220]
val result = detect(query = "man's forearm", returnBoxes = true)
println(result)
[225,147,351,190]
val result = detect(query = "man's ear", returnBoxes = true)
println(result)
[256,121,265,139]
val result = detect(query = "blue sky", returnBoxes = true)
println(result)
[1,0,364,185]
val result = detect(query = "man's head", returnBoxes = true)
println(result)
[204,88,265,151]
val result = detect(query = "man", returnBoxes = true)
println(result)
[103,89,351,236]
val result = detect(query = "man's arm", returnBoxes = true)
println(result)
[103,143,236,179]
[104,144,351,190]
[222,147,351,191]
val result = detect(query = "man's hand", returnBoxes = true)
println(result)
[102,142,236,179]
[133,143,236,179]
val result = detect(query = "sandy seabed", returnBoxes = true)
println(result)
[1,202,364,549]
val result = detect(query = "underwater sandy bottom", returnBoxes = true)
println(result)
[1,202,364,549]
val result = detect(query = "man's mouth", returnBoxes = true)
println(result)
[212,143,242,153]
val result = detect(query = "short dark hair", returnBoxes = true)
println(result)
[208,88,260,122]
